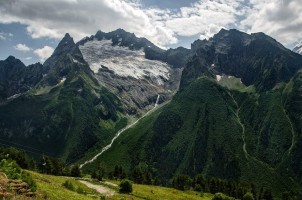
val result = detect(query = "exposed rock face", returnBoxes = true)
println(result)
[145,46,191,68]
[0,56,43,100]
[41,33,91,86]
[181,29,302,91]
[78,31,183,113]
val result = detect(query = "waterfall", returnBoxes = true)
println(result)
[155,94,160,107]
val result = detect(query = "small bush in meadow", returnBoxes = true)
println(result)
[119,179,133,193]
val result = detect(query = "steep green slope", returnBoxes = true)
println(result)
[0,34,127,163]
[90,76,302,197]
[0,67,125,163]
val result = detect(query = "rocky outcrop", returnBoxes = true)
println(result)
[0,56,43,100]
[41,33,93,86]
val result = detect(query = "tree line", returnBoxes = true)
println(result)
[1,147,299,200]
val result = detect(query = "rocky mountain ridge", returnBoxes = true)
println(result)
[0,56,43,100]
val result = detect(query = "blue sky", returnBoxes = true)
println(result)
[0,0,302,65]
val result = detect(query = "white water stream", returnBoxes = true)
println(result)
[79,95,160,168]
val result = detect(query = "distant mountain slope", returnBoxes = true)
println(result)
[0,56,43,100]
[181,29,302,91]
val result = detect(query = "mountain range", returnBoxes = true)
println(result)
[1,28,302,198]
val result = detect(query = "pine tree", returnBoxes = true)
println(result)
[70,165,81,177]
[133,166,143,184]
[97,163,105,181]
[91,170,97,179]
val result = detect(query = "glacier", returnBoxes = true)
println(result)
[79,39,170,84]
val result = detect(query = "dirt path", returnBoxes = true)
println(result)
[104,181,118,188]
[79,180,115,196]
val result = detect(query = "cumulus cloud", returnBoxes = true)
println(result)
[34,46,54,62]
[14,44,31,52]
[165,0,246,38]
[240,0,302,45]
[0,0,301,47]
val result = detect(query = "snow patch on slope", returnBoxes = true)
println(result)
[79,39,170,83]
[216,75,222,81]
[296,46,302,54]
[293,42,302,54]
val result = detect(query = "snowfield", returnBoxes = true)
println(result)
[79,39,170,84]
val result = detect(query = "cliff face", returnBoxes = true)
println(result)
[0,56,43,100]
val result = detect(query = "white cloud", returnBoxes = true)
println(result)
[0,0,301,47]
[0,32,13,40]
[14,43,31,52]
[0,0,178,47]
[164,0,246,38]
[34,46,54,63]
[25,57,32,60]
[240,0,302,46]
[0,0,243,47]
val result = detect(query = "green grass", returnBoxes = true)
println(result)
[26,170,212,200]
[109,183,212,200]
[216,75,255,93]
[28,171,99,200]
[89,179,212,200]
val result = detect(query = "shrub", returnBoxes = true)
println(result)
[119,179,133,193]
[172,174,192,191]
[76,187,86,194]
[212,193,224,200]
[243,192,254,200]
[194,184,202,192]
[70,165,81,177]
[21,171,37,192]
[0,159,37,192]
[0,159,21,179]
[62,180,74,191]
[212,193,236,200]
